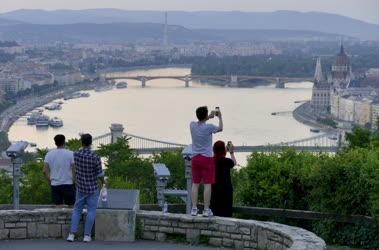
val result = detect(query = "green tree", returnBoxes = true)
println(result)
[345,127,371,149]
[0,170,12,204]
[97,137,156,204]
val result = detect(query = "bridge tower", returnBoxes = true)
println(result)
[275,77,285,88]
[230,75,238,87]
[110,124,124,144]
[184,76,190,88]
[141,77,146,88]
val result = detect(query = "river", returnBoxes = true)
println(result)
[8,67,314,165]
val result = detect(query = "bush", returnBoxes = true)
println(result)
[234,136,379,248]
[0,170,12,204]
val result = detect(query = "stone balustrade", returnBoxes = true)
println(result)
[0,209,326,250]
[0,209,82,240]
[137,210,326,250]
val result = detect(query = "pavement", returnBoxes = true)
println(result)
[0,240,219,250]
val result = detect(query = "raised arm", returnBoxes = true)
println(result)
[217,111,223,132]
[228,142,237,166]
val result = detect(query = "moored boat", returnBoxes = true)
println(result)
[36,115,49,128]
[116,82,128,89]
[49,117,63,127]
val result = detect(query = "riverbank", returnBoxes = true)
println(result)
[292,101,332,130]
[0,82,96,133]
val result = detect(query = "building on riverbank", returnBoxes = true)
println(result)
[307,43,379,129]
[311,58,331,114]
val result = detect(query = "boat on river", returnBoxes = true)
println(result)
[49,117,63,128]
[45,103,61,111]
[116,82,128,89]
[310,128,321,133]
[36,115,49,128]
[27,112,41,125]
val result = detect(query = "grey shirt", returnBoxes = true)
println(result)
[190,121,219,157]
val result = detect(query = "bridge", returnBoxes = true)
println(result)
[104,73,312,88]
[92,124,341,154]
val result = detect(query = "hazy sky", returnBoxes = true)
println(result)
[1,0,379,24]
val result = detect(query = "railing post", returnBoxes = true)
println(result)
[12,158,23,210]
[110,124,124,144]
[182,145,193,215]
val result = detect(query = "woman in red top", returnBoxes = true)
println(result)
[210,140,237,217]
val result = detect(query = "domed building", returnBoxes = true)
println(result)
[331,43,353,89]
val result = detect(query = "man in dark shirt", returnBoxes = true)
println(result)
[67,134,104,243]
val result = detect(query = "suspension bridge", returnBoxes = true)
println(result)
[92,125,341,154]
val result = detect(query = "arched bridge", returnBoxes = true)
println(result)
[92,130,341,154]
[104,73,312,88]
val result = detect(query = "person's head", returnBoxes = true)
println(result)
[81,133,92,148]
[196,106,208,121]
[54,134,65,147]
[213,140,227,159]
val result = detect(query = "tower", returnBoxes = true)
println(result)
[311,57,331,114]
[163,12,169,47]
[331,42,352,89]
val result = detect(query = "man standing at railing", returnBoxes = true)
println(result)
[43,134,75,207]
[190,106,223,217]
[67,134,104,243]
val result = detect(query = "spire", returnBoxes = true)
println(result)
[339,39,345,55]
[314,57,325,83]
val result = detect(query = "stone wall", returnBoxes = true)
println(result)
[0,209,84,240]
[0,209,326,250]
[137,210,326,250]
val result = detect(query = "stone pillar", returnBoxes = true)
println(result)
[276,77,285,88]
[230,75,238,87]
[110,124,124,144]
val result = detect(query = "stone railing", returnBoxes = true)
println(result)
[0,209,81,240]
[0,209,326,250]
[137,210,326,250]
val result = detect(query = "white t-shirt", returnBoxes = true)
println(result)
[44,148,74,186]
[190,121,219,157]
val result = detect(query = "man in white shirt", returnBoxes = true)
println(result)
[44,134,75,207]
[190,106,223,217]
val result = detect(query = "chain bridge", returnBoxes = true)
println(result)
[92,124,340,154]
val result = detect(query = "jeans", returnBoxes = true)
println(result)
[70,189,100,236]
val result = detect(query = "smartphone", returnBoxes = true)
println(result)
[215,107,220,116]
[227,141,232,151]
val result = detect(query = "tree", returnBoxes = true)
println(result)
[345,127,371,149]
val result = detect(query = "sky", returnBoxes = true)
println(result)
[1,0,379,25]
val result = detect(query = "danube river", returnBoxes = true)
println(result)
[9,67,314,163]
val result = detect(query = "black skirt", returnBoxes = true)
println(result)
[211,184,233,217]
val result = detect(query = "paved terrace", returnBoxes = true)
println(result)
[0,239,217,250]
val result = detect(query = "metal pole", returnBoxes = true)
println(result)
[182,145,193,215]
[184,157,192,214]
[12,157,22,210]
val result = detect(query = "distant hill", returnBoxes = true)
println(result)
[1,9,379,40]
[0,23,212,43]
[0,17,24,26]
[0,22,348,44]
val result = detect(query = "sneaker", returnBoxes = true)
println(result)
[66,233,75,242]
[190,207,198,216]
[83,235,92,243]
[202,208,213,217]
